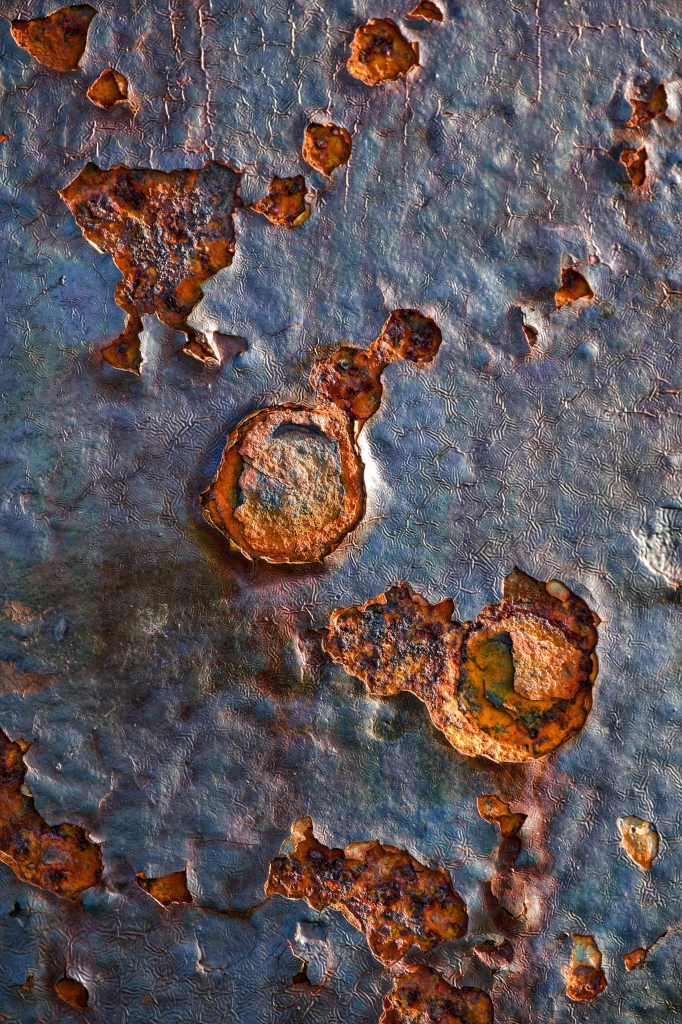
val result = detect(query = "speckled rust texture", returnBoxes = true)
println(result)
[380,966,493,1024]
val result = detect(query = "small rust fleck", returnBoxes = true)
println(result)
[302,123,352,177]
[265,816,467,965]
[477,795,527,836]
[555,266,594,309]
[0,134,12,143]
[622,946,648,971]
[324,567,599,762]
[405,1,444,21]
[10,4,96,71]
[135,869,193,906]
[252,175,309,227]
[347,18,419,87]
[87,68,129,110]
[566,935,607,1001]
[55,976,89,1009]
[619,145,648,187]
[0,728,102,899]
[626,81,667,127]
[617,815,659,871]
[60,160,242,373]
[380,966,493,1024]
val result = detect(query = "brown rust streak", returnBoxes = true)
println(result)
[0,729,101,900]
[381,966,493,1024]
[347,19,419,87]
[11,4,96,72]
[265,816,467,965]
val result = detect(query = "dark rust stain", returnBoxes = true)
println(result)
[265,816,467,965]
[55,976,89,1009]
[622,946,648,970]
[405,1,444,21]
[347,19,419,87]
[135,869,193,906]
[87,68,129,109]
[555,267,593,309]
[252,175,309,227]
[11,4,96,72]
[566,935,607,1001]
[0,728,102,900]
[302,123,352,177]
[60,160,242,373]
[380,966,493,1024]
[620,146,647,187]
[626,81,667,127]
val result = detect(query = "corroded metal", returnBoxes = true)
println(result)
[380,966,493,1024]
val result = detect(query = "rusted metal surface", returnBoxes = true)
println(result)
[10,3,95,71]
[380,966,493,1024]
[302,123,352,178]
[86,67,129,110]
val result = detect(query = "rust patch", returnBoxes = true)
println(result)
[324,567,599,762]
[136,869,192,906]
[626,81,667,127]
[10,4,96,72]
[566,935,607,1001]
[347,19,419,87]
[405,1,444,21]
[555,267,594,309]
[302,123,352,177]
[623,946,648,971]
[380,966,493,1024]
[87,68,129,109]
[265,816,467,965]
[617,815,659,870]
[0,728,102,900]
[477,795,527,836]
[201,310,442,563]
[620,145,647,187]
[60,160,242,373]
[252,175,309,226]
[55,976,89,1009]
[0,661,58,696]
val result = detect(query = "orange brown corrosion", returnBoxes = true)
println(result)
[347,19,419,87]
[10,4,96,72]
[252,175,309,226]
[555,267,593,308]
[626,82,667,127]
[0,728,102,899]
[87,68,129,109]
[302,123,352,177]
[201,309,441,563]
[55,977,89,1009]
[566,935,607,1001]
[477,795,527,836]
[405,1,444,21]
[265,817,467,965]
[380,966,493,1024]
[324,567,599,762]
[60,160,242,373]
[136,869,192,906]
[620,146,647,187]
[622,947,648,971]
[617,815,659,870]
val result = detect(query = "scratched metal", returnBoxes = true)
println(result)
[0,0,682,1021]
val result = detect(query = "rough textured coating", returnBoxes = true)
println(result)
[0,729,101,900]
[266,817,467,965]
[617,815,659,870]
[347,19,419,87]
[60,160,242,371]
[566,935,607,1001]
[87,68,129,109]
[405,2,444,22]
[381,966,493,1024]
[10,4,96,71]
[135,869,192,906]
[252,175,309,227]
[302,123,352,177]
[324,568,599,762]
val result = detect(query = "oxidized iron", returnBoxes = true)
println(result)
[87,68,129,109]
[135,869,193,906]
[566,935,607,1001]
[302,123,352,177]
[380,966,494,1024]
[347,19,419,87]
[404,1,444,22]
[11,4,96,71]
[252,175,310,226]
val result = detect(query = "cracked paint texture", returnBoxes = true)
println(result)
[0,0,682,1022]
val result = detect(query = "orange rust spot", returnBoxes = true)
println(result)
[55,976,89,1009]
[477,795,527,836]
[555,267,593,309]
[252,175,309,227]
[617,815,659,870]
[620,145,648,187]
[380,966,493,1024]
[324,567,599,763]
[622,947,648,971]
[566,935,607,1001]
[0,728,101,899]
[60,161,242,373]
[347,18,419,87]
[135,869,192,906]
[87,68,129,110]
[302,123,352,177]
[266,817,467,965]
[201,310,442,563]
[11,4,96,71]
[0,134,12,143]
[405,1,444,21]
[626,81,667,127]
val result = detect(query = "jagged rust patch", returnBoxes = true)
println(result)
[201,310,442,563]
[622,946,648,970]
[252,175,309,226]
[617,815,659,870]
[566,935,607,1001]
[136,869,192,906]
[10,4,96,72]
[87,68,129,109]
[620,146,648,187]
[626,81,667,127]
[55,976,89,1009]
[302,123,352,177]
[347,19,419,87]
[477,795,527,836]
[555,267,593,309]
[405,1,444,21]
[324,568,599,762]
[0,728,101,899]
[60,160,242,373]
[265,817,467,965]
[381,966,493,1024]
